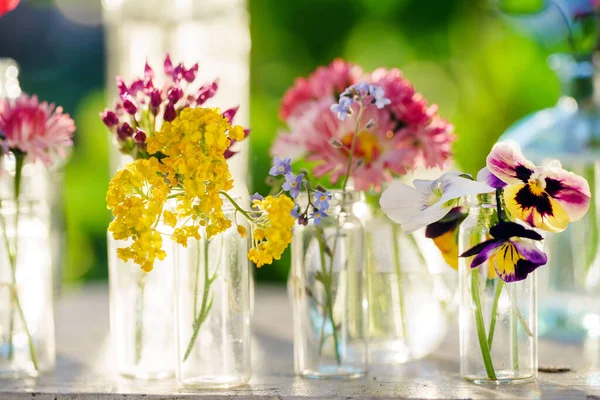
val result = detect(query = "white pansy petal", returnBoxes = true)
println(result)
[402,201,453,234]
[413,179,434,192]
[380,180,424,227]
[438,174,494,203]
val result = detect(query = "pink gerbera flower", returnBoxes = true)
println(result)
[272,60,455,192]
[0,94,75,166]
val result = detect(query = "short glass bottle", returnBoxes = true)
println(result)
[174,202,251,389]
[459,194,537,384]
[289,190,368,379]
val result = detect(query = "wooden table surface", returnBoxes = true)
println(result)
[0,284,598,399]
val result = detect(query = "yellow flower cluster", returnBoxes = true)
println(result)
[108,106,295,272]
[249,195,296,267]
[147,107,244,246]
[106,158,170,272]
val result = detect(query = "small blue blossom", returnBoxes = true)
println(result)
[249,192,263,209]
[313,190,332,211]
[311,210,329,225]
[282,172,304,199]
[368,84,391,109]
[353,81,370,97]
[291,204,301,218]
[330,96,353,121]
[269,157,292,176]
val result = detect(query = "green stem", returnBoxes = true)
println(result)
[220,191,254,221]
[391,224,408,343]
[134,274,146,365]
[315,227,342,365]
[471,270,496,380]
[183,239,214,362]
[487,279,504,350]
[511,284,520,371]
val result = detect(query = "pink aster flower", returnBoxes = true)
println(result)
[272,61,455,192]
[0,94,75,166]
[279,59,363,120]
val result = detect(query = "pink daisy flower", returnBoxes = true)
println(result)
[0,94,75,166]
[272,60,455,192]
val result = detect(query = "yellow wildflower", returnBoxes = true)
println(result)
[249,195,295,267]
[237,225,247,238]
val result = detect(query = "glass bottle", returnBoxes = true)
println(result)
[363,199,450,364]
[459,194,537,384]
[290,191,368,379]
[174,202,251,388]
[108,227,176,379]
[501,53,600,340]
[0,199,55,377]
[102,0,251,198]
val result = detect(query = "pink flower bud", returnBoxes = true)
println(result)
[133,128,147,144]
[149,89,162,114]
[100,109,119,127]
[197,81,218,105]
[122,96,137,115]
[116,77,128,96]
[129,79,144,95]
[168,85,183,104]
[163,103,176,122]
[117,123,133,141]
[182,63,198,82]
[222,106,239,123]
[164,54,173,76]
[144,61,154,80]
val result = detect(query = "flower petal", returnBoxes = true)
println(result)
[461,239,503,268]
[512,239,548,266]
[401,201,453,234]
[486,141,536,185]
[489,221,543,241]
[437,173,494,203]
[380,180,426,230]
[504,183,570,232]
[541,164,591,222]
[494,242,545,283]
[477,167,507,189]
[432,230,459,270]
[425,207,467,239]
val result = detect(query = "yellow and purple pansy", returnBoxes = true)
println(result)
[425,207,467,269]
[460,222,547,282]
[483,141,591,233]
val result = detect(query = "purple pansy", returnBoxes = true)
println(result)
[460,222,547,282]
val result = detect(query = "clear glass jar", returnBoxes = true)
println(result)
[500,53,600,340]
[363,203,450,364]
[108,232,176,379]
[174,205,251,388]
[0,200,54,377]
[459,194,537,384]
[290,190,368,379]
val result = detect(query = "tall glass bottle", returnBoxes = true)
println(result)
[290,191,368,379]
[501,53,600,340]
[102,0,250,197]
[459,194,537,384]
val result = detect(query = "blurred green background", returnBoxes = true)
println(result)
[0,0,569,284]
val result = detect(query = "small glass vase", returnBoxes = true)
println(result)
[0,200,55,377]
[174,207,251,389]
[459,194,537,384]
[108,233,176,379]
[290,190,368,380]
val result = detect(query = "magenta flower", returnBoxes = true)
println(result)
[272,61,455,191]
[0,94,75,166]
[101,54,246,160]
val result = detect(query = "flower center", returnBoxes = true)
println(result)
[341,130,381,165]
[528,174,547,195]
